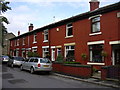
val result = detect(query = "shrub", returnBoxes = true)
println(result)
[81,53,87,60]
[55,54,64,63]
[27,52,40,57]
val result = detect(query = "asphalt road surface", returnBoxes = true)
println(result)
[2,64,117,89]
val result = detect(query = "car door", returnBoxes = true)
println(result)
[22,59,29,70]
[27,58,34,70]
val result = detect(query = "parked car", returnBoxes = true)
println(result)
[7,56,25,67]
[20,57,52,74]
[0,55,9,63]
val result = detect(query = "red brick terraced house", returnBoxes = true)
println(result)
[9,0,120,70]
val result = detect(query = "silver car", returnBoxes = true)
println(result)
[7,56,25,67]
[20,57,52,74]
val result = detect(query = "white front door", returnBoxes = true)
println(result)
[51,49,55,61]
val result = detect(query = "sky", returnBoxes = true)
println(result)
[3,0,120,36]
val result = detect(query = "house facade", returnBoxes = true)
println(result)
[9,0,120,69]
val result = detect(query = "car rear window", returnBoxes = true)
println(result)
[14,57,24,61]
[40,58,51,63]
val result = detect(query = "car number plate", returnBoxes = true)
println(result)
[44,65,49,67]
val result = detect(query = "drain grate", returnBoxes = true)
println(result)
[2,73,14,79]
[8,79,28,84]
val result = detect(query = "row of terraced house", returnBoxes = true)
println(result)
[9,0,120,70]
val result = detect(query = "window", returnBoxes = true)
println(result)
[32,48,37,53]
[10,41,12,46]
[57,48,61,56]
[44,30,48,42]
[91,17,100,33]
[17,39,19,46]
[65,46,75,61]
[33,33,37,43]
[29,59,34,62]
[66,23,73,37]
[34,59,38,63]
[43,48,49,58]
[23,38,25,45]
[89,45,103,63]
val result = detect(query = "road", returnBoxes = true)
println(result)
[2,64,116,89]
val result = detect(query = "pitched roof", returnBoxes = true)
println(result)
[10,1,120,40]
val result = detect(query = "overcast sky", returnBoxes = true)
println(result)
[4,0,120,36]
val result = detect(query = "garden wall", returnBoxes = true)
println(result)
[52,63,92,78]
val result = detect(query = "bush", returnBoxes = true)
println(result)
[63,61,81,64]
[27,52,40,57]
[55,54,64,63]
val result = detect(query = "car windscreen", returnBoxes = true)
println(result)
[40,58,51,63]
[14,57,24,61]
[3,56,9,58]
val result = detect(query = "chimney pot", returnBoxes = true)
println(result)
[18,31,20,36]
[29,23,34,31]
[89,0,100,11]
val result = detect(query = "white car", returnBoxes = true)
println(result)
[20,57,52,74]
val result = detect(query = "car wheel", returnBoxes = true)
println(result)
[20,65,23,71]
[30,67,34,74]
[11,63,14,68]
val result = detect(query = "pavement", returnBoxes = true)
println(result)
[53,73,120,88]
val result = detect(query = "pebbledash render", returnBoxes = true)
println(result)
[9,0,120,70]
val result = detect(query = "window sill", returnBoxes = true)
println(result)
[65,35,73,39]
[87,62,105,65]
[89,32,102,36]
[43,40,48,43]
[33,41,37,44]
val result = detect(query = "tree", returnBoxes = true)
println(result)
[0,0,11,49]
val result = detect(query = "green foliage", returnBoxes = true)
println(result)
[93,68,98,73]
[64,61,81,64]
[27,52,40,57]
[101,51,108,57]
[81,53,87,60]
[55,54,64,63]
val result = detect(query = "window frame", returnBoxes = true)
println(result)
[33,33,37,43]
[43,48,49,58]
[66,23,73,37]
[89,44,104,63]
[43,30,49,42]
[23,37,25,45]
[91,16,100,33]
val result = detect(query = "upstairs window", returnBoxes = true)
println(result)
[33,33,37,43]
[44,30,48,42]
[23,38,25,45]
[66,23,73,37]
[17,39,19,46]
[91,17,100,33]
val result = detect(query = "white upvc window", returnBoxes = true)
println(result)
[43,48,49,58]
[17,39,19,46]
[66,23,73,37]
[57,48,61,56]
[33,33,37,43]
[91,16,100,33]
[44,30,48,42]
[89,44,104,63]
[65,45,75,61]
[23,38,25,45]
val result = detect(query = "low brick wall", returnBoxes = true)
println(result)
[101,65,120,80]
[52,63,92,78]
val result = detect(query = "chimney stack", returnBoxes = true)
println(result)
[29,23,34,31]
[18,31,20,36]
[89,0,100,11]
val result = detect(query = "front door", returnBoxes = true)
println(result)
[114,49,120,65]
[51,48,55,61]
[112,45,120,65]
